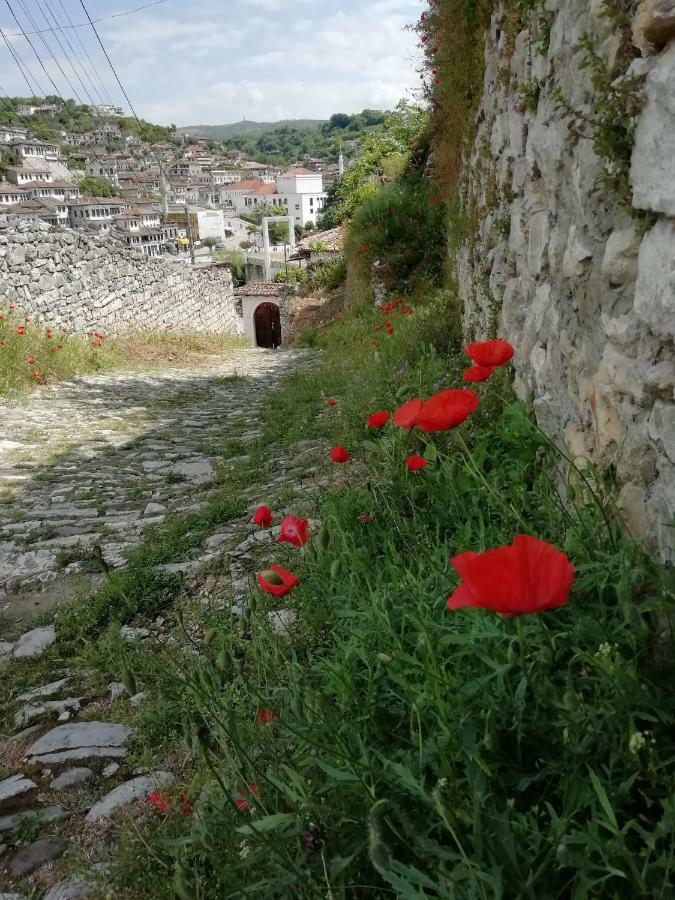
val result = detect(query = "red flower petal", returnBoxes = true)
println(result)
[252,505,272,528]
[406,454,428,472]
[465,340,514,368]
[327,398,336,407]
[256,709,277,725]
[416,390,479,433]
[278,515,310,548]
[330,446,350,464]
[463,364,495,383]
[393,399,424,429]
[257,565,299,598]
[367,411,390,429]
[447,536,574,616]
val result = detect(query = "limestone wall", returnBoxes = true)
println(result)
[457,0,675,556]
[0,215,242,337]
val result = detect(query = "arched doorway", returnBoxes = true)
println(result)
[254,302,281,349]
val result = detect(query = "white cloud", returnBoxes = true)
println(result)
[0,0,421,125]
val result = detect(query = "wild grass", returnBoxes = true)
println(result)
[0,304,248,396]
[104,288,674,899]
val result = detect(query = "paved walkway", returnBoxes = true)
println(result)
[0,349,310,621]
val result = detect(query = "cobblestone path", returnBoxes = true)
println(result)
[0,349,310,622]
[1,348,325,897]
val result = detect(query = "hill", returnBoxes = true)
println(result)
[181,119,326,139]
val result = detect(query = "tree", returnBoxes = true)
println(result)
[79,176,120,198]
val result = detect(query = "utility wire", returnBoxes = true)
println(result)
[0,22,43,95]
[2,1,168,37]
[53,0,115,107]
[2,0,127,185]
[0,84,23,116]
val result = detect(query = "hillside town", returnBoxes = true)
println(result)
[0,101,345,261]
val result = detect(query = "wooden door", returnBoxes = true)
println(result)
[254,302,281,348]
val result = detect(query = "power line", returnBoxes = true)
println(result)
[53,0,115,107]
[0,23,43,95]
[1,1,169,38]
[76,0,170,180]
[0,84,23,116]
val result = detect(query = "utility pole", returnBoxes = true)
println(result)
[184,205,196,265]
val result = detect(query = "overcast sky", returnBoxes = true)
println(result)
[0,0,423,125]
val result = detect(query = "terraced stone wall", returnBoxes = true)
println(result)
[457,0,675,556]
[0,214,242,337]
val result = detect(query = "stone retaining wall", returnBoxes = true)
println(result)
[0,215,241,336]
[458,0,675,556]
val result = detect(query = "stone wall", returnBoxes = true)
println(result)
[0,215,242,336]
[457,0,675,557]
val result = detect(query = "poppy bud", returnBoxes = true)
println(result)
[317,525,330,550]
[215,649,230,673]
[376,652,392,663]
[330,558,341,580]
[259,568,284,586]
[396,384,410,399]
[203,627,217,644]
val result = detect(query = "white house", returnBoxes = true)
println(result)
[275,167,327,228]
[16,104,37,116]
[90,104,125,117]
[0,183,28,205]
[5,166,53,186]
[5,199,62,226]
[10,139,59,163]
[219,179,279,214]
[0,126,28,144]
[112,212,164,256]
[23,180,81,205]
[68,197,131,231]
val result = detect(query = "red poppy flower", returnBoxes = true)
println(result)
[49,347,56,354]
[367,411,390,429]
[17,327,24,335]
[181,805,191,817]
[326,398,336,407]
[406,454,428,472]
[256,709,277,726]
[26,357,35,365]
[357,514,371,523]
[393,399,424,429]
[46,329,52,338]
[371,340,380,348]
[149,790,172,815]
[57,343,63,349]
[278,515,310,548]
[257,565,299,598]
[330,446,350,464]
[32,370,42,379]
[465,339,514,368]
[447,535,574,616]
[385,323,394,335]
[95,332,105,340]
[416,389,479,433]
[463,364,495,383]
[252,505,272,528]
[233,783,260,813]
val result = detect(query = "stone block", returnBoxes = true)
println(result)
[601,225,641,286]
[635,219,675,337]
[634,0,675,53]
[631,43,675,215]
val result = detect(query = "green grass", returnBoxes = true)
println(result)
[0,306,248,396]
[98,288,675,899]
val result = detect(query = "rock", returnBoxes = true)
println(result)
[168,459,215,485]
[0,805,69,832]
[562,227,593,277]
[601,225,641,286]
[0,894,26,900]
[50,767,93,790]
[10,837,66,877]
[634,219,675,337]
[102,763,119,779]
[0,642,15,661]
[129,692,147,706]
[43,883,97,900]
[648,402,675,462]
[0,774,38,809]
[631,44,675,215]
[25,721,132,766]
[85,771,174,822]
[143,502,166,516]
[107,681,127,701]
[634,0,675,52]
[14,697,83,729]
[120,625,149,641]
[267,608,298,636]
[16,678,70,704]
[12,626,56,659]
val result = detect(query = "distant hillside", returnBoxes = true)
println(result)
[181,119,326,139]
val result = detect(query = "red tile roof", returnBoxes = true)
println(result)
[234,282,284,297]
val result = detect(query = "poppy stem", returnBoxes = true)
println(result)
[515,616,527,662]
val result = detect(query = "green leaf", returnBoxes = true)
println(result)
[423,442,438,463]
[235,813,294,836]
[315,760,359,782]
[588,767,618,833]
